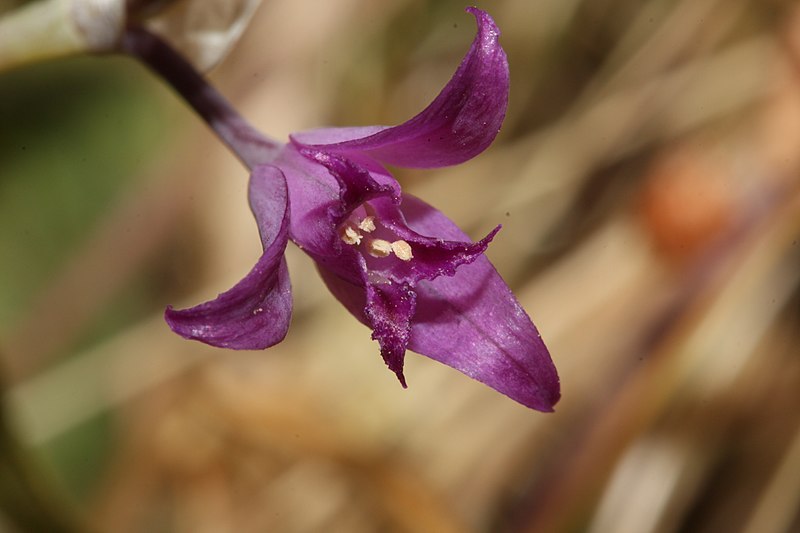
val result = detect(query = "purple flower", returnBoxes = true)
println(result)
[164,8,560,411]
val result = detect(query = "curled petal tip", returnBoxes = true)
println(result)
[164,166,293,350]
[163,254,292,350]
[290,7,509,168]
[465,6,500,34]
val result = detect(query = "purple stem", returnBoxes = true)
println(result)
[121,27,280,170]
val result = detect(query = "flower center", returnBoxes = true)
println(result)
[338,209,413,262]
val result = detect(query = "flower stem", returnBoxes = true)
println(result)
[121,27,280,170]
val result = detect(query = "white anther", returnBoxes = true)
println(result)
[340,224,362,245]
[367,239,392,258]
[358,216,376,233]
[391,240,413,261]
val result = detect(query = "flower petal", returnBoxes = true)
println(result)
[401,195,560,412]
[316,194,560,412]
[291,7,509,168]
[165,165,292,349]
[276,146,404,286]
[300,149,400,222]
[270,147,341,259]
[292,149,498,286]
[365,281,416,387]
[370,196,501,283]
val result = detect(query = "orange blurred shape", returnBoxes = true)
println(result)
[638,148,737,267]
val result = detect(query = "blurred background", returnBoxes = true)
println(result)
[1,0,799,531]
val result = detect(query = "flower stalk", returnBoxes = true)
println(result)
[122,27,281,169]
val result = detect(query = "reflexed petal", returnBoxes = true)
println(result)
[165,165,292,349]
[291,7,509,168]
[401,195,560,411]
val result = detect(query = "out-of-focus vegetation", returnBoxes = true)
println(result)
[1,0,799,532]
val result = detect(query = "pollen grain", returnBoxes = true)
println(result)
[367,239,392,258]
[358,216,376,233]
[391,240,413,261]
[340,224,362,245]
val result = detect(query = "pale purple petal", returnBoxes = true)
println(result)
[165,165,292,349]
[402,195,560,411]
[271,147,341,259]
[410,261,559,411]
[291,7,509,168]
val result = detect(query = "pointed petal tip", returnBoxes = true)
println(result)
[465,6,496,27]
[500,360,561,412]
[164,304,191,338]
[395,371,408,389]
[465,7,502,46]
[528,384,561,413]
[487,369,559,412]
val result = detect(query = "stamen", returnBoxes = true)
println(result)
[358,216,376,233]
[367,239,392,258]
[391,240,413,261]
[340,224,362,245]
